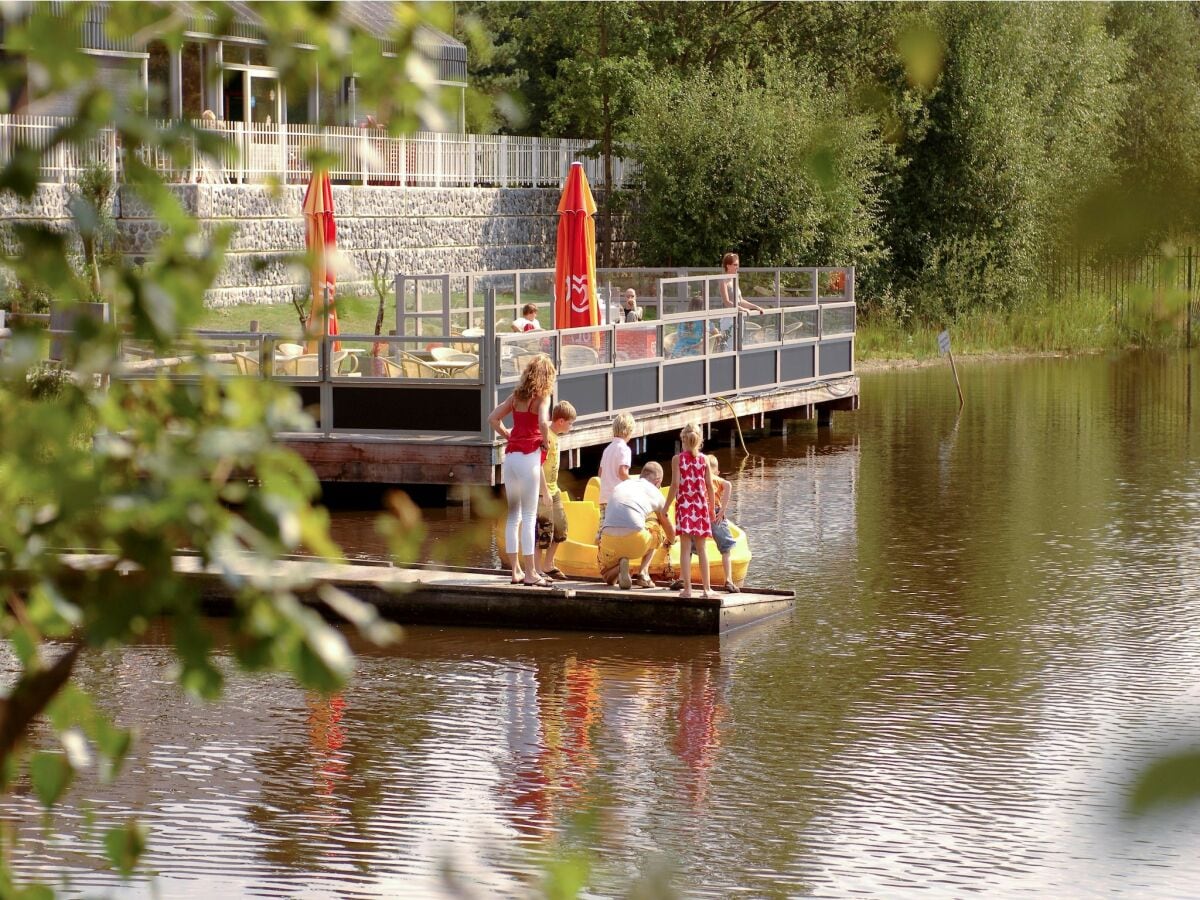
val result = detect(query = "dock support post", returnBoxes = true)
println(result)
[817,405,833,428]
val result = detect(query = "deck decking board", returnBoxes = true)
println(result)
[63,554,794,636]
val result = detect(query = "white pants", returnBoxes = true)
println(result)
[502,449,541,556]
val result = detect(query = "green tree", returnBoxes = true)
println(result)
[625,59,886,272]
[883,3,1127,319]
[0,2,457,892]
[1095,2,1200,247]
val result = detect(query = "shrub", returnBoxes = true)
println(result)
[625,59,887,278]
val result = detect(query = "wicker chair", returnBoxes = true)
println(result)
[398,350,444,378]
[232,351,260,375]
[561,343,600,369]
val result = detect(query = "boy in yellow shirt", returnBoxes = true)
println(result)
[536,401,577,580]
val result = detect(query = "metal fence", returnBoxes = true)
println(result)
[0,114,637,188]
[1046,247,1198,345]
[57,267,856,441]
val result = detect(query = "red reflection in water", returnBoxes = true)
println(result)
[673,661,724,809]
[307,694,348,800]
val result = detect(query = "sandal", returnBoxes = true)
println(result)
[634,574,655,589]
[668,579,685,591]
[522,576,553,587]
[723,581,740,594]
[544,567,568,581]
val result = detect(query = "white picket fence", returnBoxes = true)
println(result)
[0,114,638,189]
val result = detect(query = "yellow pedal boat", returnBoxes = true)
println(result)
[497,477,752,586]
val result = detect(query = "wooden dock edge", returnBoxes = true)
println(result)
[57,554,794,637]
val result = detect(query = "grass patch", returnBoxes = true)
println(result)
[197,294,386,337]
[855,290,1187,361]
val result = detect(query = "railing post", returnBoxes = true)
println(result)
[360,128,368,186]
[107,127,118,181]
[468,133,476,186]
[321,284,332,437]
[434,132,442,188]
[499,135,508,188]
[278,123,287,181]
[394,272,406,336]
[481,286,498,443]
[398,134,407,186]
[236,121,246,184]
[532,136,540,187]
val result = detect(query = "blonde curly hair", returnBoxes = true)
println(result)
[513,353,557,402]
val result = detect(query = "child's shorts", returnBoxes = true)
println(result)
[536,493,568,548]
[691,518,736,555]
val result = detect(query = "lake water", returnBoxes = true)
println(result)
[5,351,1200,897]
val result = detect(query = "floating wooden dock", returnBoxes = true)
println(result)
[67,554,791,636]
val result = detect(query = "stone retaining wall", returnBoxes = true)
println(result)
[0,183,637,307]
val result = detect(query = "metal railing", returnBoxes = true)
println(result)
[398,266,857,432]
[0,114,638,188]
[15,267,854,442]
[396,266,855,336]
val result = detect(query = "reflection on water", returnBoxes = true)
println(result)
[4,351,1200,896]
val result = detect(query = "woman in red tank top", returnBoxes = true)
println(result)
[488,354,557,586]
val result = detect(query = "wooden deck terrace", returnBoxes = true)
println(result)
[103,266,860,486]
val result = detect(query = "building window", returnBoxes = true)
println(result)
[181,41,207,118]
[147,40,170,118]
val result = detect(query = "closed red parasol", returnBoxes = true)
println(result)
[303,169,340,352]
[553,162,598,330]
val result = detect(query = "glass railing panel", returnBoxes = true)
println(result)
[340,334,484,382]
[416,278,446,314]
[598,270,676,322]
[737,270,777,308]
[742,309,781,346]
[821,304,856,336]
[614,322,661,364]
[818,268,850,301]
[449,275,470,313]
[780,269,816,303]
[559,327,612,372]
[783,307,819,342]
[517,270,556,328]
[497,332,557,383]
[663,317,715,359]
[475,272,518,329]
[400,276,418,314]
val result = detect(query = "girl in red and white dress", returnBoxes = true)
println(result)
[666,423,716,599]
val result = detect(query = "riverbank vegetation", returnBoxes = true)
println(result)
[457,2,1200,349]
[0,4,461,892]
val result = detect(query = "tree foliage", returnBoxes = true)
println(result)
[0,2,455,892]
[626,61,886,273]
[460,2,1200,324]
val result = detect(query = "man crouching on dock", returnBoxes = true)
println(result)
[599,462,676,590]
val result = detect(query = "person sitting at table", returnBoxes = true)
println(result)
[512,304,542,333]
[670,295,712,358]
[622,288,643,322]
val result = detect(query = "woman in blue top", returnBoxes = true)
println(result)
[671,295,709,358]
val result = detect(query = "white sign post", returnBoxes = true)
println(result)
[938,329,964,408]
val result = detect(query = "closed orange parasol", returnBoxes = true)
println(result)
[303,169,340,352]
[553,161,598,330]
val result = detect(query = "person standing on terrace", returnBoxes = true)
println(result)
[489,354,556,587]
[717,252,763,347]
